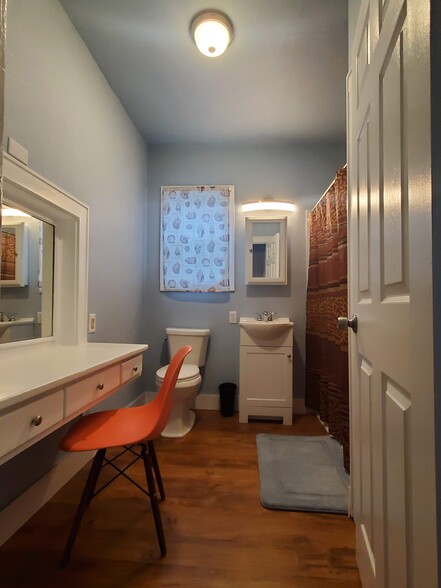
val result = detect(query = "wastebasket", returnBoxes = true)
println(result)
[219,382,237,417]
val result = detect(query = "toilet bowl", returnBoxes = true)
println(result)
[155,327,210,438]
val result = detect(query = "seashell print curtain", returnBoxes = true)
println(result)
[160,185,235,292]
[305,167,349,471]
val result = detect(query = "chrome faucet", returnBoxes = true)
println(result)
[262,311,277,322]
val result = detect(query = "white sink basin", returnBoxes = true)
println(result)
[239,317,293,340]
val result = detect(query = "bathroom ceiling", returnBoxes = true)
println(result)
[60,0,348,146]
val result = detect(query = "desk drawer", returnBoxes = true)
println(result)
[121,354,143,383]
[0,390,64,458]
[65,365,120,416]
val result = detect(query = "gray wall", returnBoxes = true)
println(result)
[348,0,363,63]
[144,142,346,402]
[0,0,148,509]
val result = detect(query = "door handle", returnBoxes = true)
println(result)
[337,315,358,333]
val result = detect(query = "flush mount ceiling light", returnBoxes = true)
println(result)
[241,200,296,213]
[190,10,233,58]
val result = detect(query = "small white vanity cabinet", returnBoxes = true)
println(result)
[239,318,293,425]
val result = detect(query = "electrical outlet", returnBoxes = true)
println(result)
[229,310,237,324]
[88,313,96,334]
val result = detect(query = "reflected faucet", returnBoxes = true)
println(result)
[0,312,17,322]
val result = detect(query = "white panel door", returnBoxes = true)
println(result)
[348,0,437,586]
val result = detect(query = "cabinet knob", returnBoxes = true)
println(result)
[132,366,138,373]
[287,354,292,359]
[32,415,43,427]
[96,383,105,391]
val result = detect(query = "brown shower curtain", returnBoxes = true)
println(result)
[305,167,349,471]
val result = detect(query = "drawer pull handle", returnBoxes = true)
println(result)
[287,354,292,360]
[132,366,138,373]
[32,415,43,427]
[96,383,105,391]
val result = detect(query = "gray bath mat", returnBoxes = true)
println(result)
[256,434,349,514]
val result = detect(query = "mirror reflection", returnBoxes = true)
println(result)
[0,205,54,343]
[251,222,281,278]
[245,216,287,285]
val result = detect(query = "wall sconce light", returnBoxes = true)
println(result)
[1,206,31,217]
[241,199,296,213]
[191,10,234,58]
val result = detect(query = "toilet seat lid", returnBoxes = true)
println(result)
[156,363,199,382]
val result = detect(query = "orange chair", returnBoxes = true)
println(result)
[59,345,192,566]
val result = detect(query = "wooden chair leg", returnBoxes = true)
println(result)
[147,440,165,500]
[141,443,167,556]
[61,448,106,567]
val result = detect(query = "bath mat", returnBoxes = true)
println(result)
[256,434,349,514]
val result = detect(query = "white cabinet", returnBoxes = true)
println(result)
[239,319,293,424]
[0,389,64,459]
[0,342,147,464]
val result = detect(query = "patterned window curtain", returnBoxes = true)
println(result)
[160,185,234,292]
[305,167,349,471]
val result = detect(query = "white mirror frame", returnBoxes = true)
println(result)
[1,153,89,347]
[245,215,287,285]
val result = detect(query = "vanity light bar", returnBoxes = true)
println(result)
[1,207,32,217]
[241,201,296,212]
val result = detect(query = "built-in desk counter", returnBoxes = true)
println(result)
[0,342,148,464]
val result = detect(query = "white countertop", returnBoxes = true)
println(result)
[0,341,148,411]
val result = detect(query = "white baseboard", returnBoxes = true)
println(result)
[145,391,307,415]
[145,391,223,410]
[0,450,94,547]
[0,392,146,547]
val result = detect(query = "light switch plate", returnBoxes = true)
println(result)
[7,137,29,165]
[88,313,96,334]
[229,311,237,324]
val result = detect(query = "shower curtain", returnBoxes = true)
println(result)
[305,167,349,471]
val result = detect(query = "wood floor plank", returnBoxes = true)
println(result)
[0,412,361,587]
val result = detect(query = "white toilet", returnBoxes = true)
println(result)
[155,327,210,438]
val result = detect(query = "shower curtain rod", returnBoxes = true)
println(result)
[310,163,347,212]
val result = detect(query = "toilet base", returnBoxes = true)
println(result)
[161,409,196,438]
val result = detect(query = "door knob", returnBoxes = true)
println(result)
[337,315,358,333]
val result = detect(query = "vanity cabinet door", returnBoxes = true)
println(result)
[239,346,293,424]
[0,390,64,458]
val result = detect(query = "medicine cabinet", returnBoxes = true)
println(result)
[245,216,287,285]
[1,221,28,287]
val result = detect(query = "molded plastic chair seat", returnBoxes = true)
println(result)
[59,345,191,566]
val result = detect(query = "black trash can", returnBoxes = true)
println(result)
[219,382,237,417]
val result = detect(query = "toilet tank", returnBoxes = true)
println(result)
[166,327,210,366]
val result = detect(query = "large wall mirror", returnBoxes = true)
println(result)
[0,152,89,347]
[245,216,287,285]
[0,204,54,343]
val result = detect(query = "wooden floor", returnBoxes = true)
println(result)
[0,411,361,588]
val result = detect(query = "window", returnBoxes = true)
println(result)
[160,185,235,292]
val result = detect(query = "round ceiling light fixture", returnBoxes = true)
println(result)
[191,10,233,58]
